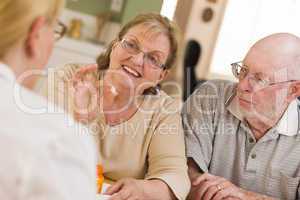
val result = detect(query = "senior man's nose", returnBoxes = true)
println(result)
[238,75,253,93]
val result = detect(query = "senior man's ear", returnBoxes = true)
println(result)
[287,81,300,102]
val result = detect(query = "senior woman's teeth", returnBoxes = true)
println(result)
[122,65,141,78]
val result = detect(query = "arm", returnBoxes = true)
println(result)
[0,133,97,200]
[143,179,176,200]
[145,101,191,200]
[105,178,176,200]
[187,159,277,200]
[105,99,190,200]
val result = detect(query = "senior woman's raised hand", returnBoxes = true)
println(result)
[71,64,100,123]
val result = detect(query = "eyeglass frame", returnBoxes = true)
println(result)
[231,61,298,89]
[54,20,67,41]
[118,38,167,70]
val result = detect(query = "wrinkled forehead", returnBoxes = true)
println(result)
[126,23,166,39]
[123,23,170,53]
[243,47,298,81]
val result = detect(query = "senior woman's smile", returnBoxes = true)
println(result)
[121,65,142,78]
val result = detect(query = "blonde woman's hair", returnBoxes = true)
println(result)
[0,0,64,58]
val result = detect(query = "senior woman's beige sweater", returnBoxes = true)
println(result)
[40,63,190,200]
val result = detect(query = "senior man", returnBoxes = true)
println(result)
[183,33,300,200]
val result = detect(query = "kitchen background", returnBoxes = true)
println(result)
[42,0,300,100]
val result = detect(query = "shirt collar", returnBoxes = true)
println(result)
[226,92,300,137]
[0,62,16,83]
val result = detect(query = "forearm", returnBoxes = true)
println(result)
[187,158,203,181]
[143,179,176,200]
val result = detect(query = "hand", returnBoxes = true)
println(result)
[105,178,146,200]
[70,64,99,123]
[189,173,246,200]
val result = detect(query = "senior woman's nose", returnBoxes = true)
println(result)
[130,52,145,67]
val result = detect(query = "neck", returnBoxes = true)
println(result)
[2,48,36,90]
[245,107,287,140]
[246,117,272,140]
[102,72,140,112]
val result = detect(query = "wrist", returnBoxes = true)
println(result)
[143,179,175,200]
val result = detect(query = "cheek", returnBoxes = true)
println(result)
[38,32,55,68]
[253,90,269,103]
[109,48,129,67]
[142,67,161,82]
[46,38,54,57]
[253,89,282,112]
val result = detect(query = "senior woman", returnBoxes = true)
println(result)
[45,13,190,200]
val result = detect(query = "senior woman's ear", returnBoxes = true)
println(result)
[25,16,48,57]
[158,69,169,82]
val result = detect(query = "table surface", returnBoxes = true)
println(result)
[97,194,110,200]
[97,183,111,199]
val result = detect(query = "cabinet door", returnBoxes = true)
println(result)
[47,47,97,68]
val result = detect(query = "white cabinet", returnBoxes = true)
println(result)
[47,37,105,68]
[35,37,105,93]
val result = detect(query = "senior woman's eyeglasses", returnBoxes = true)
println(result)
[231,61,297,89]
[120,38,166,70]
[54,21,67,41]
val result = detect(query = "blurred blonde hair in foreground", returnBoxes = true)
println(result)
[0,0,65,58]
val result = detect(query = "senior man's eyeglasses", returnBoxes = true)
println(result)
[54,20,67,41]
[119,38,166,70]
[231,61,297,89]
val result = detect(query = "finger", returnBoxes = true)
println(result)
[73,69,86,82]
[197,180,219,200]
[74,64,98,80]
[202,178,228,200]
[108,193,123,200]
[74,81,97,100]
[127,197,138,200]
[193,173,216,186]
[196,176,226,200]
[224,198,239,200]
[84,71,98,82]
[202,185,221,200]
[105,181,124,195]
[72,76,82,88]
[211,183,237,200]
[117,189,131,200]
[82,64,98,73]
[59,68,73,82]
[211,187,234,200]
